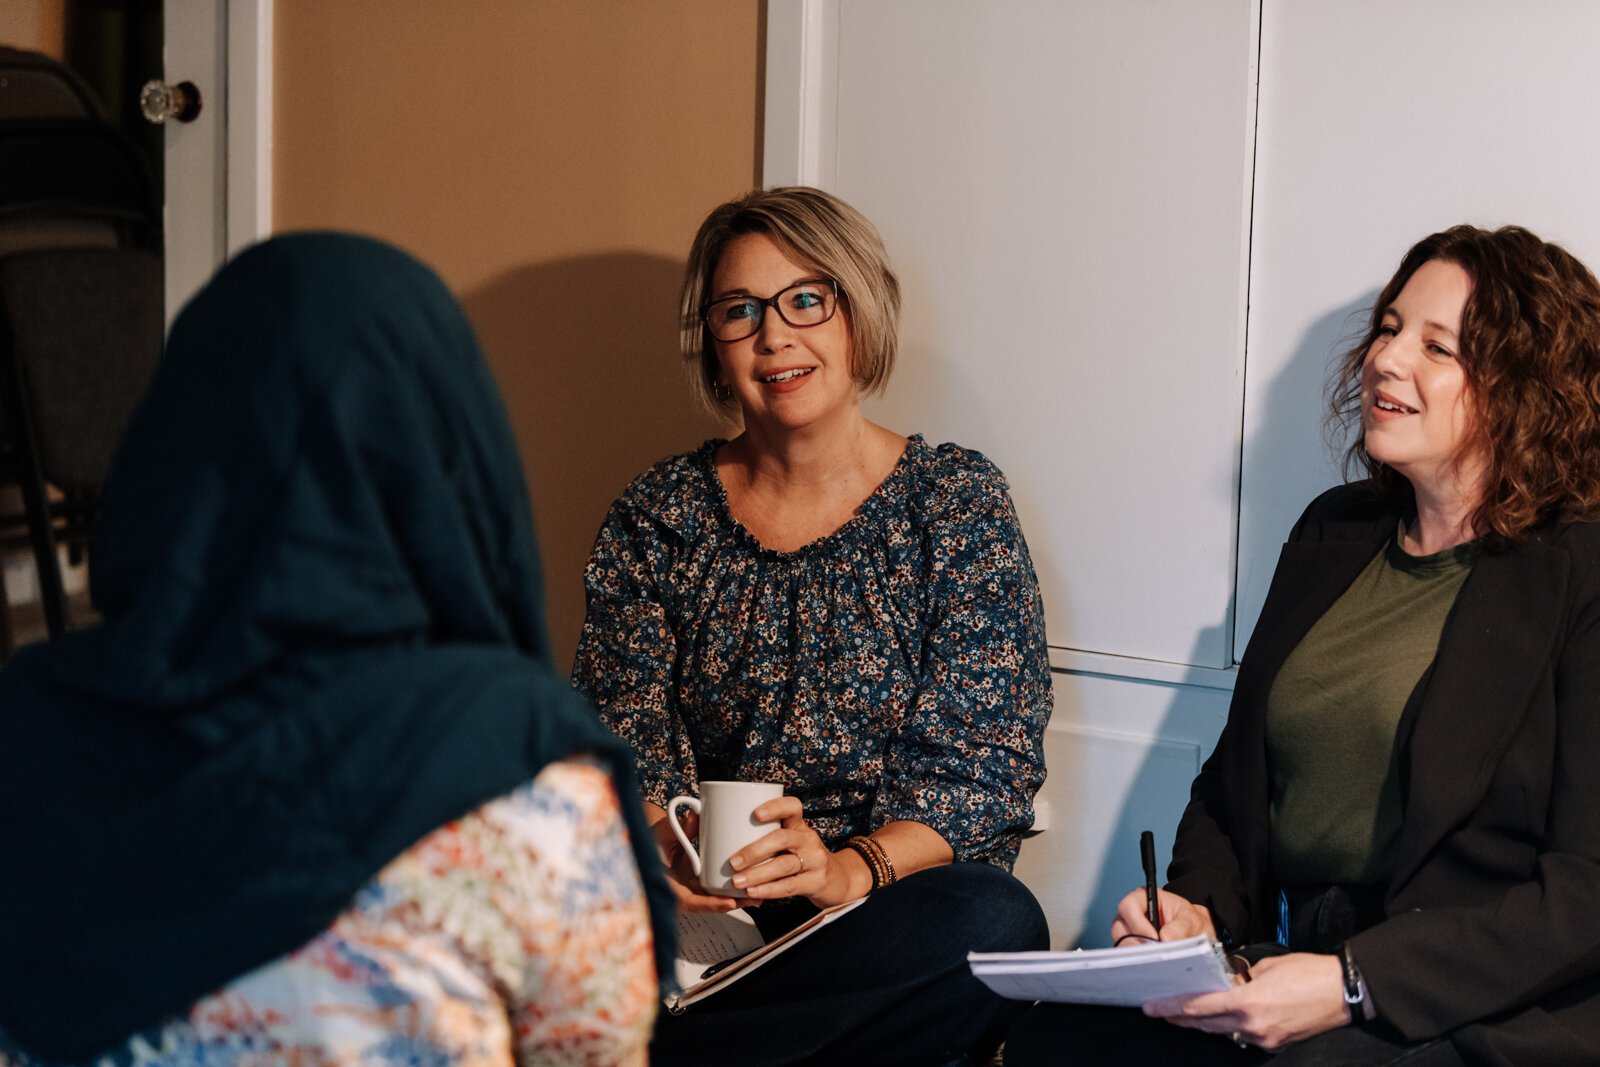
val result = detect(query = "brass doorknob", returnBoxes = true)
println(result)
[139,80,202,124]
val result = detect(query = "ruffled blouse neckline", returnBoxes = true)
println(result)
[699,433,926,559]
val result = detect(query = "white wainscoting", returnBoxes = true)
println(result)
[1018,671,1231,947]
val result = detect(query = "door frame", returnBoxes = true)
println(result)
[163,0,272,322]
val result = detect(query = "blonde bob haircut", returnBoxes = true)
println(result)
[680,186,902,413]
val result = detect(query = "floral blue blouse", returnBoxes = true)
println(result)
[572,435,1051,869]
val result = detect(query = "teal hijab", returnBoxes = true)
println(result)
[0,233,673,1059]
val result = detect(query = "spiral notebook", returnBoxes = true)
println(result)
[968,934,1235,1006]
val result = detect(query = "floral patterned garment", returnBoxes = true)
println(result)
[573,436,1052,869]
[0,760,656,1067]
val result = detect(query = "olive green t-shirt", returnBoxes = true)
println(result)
[1266,525,1476,886]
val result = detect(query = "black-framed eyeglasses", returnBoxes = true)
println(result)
[702,279,841,342]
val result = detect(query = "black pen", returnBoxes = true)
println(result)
[700,950,752,981]
[1140,830,1161,933]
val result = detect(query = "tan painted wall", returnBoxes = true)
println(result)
[0,0,67,58]
[275,1,758,667]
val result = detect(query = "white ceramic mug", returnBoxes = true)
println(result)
[666,780,784,897]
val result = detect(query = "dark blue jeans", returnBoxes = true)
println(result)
[650,862,1050,1066]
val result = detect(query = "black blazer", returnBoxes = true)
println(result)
[1167,482,1600,1064]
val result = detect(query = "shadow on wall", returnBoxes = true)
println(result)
[462,252,726,672]
[1065,634,1228,948]
[1230,291,1379,646]
[1071,291,1376,948]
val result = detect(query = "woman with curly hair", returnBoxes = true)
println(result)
[1007,225,1600,1065]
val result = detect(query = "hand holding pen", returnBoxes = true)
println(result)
[1141,829,1162,932]
[1110,831,1221,945]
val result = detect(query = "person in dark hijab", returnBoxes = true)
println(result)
[0,232,673,1064]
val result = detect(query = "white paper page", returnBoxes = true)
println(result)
[968,934,1234,1007]
[673,909,765,991]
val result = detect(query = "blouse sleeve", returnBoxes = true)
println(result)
[373,761,657,1066]
[873,463,1052,868]
[505,761,659,1066]
[572,500,698,806]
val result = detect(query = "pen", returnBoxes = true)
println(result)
[1140,830,1161,933]
[700,950,752,981]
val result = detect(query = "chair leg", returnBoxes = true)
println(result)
[13,462,67,638]
[1,345,68,637]
[0,560,13,660]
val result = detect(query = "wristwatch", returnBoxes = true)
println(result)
[1339,943,1375,1022]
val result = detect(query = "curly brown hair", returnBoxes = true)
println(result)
[1330,224,1600,547]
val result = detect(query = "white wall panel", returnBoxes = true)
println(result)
[1236,0,1600,653]
[771,0,1258,668]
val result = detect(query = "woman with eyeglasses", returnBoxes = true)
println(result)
[572,186,1052,1065]
[1006,225,1600,1065]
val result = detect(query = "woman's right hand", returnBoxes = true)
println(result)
[1111,887,1218,944]
[645,801,745,913]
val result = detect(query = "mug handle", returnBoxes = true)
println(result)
[666,795,703,877]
